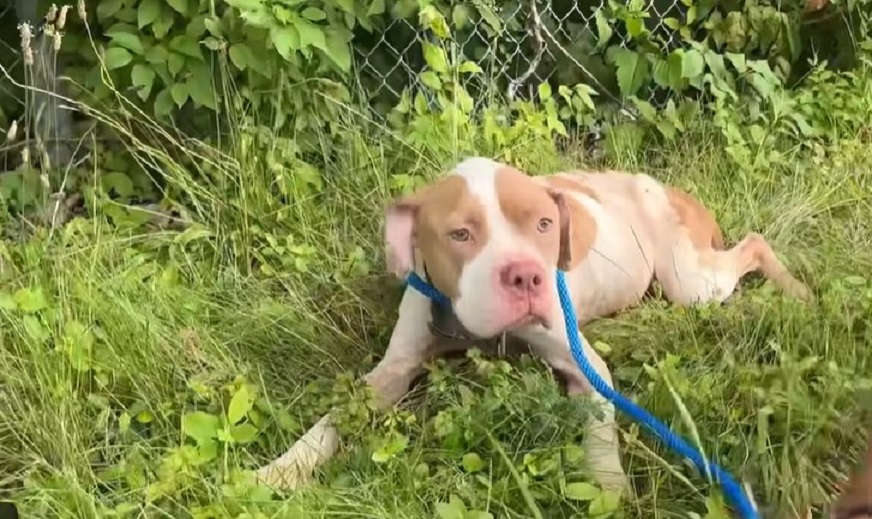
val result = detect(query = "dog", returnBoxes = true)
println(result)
[256,157,811,493]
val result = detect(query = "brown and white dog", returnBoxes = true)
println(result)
[256,157,811,493]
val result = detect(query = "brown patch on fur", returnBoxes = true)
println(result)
[543,174,601,203]
[665,187,725,250]
[395,176,490,298]
[496,167,598,270]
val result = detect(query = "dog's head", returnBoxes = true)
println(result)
[384,157,596,338]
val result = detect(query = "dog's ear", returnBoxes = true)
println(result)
[548,188,573,271]
[385,188,431,277]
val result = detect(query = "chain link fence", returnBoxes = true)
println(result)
[352,0,686,116]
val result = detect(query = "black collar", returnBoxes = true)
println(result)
[422,264,480,342]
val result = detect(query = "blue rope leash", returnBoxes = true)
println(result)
[404,270,759,519]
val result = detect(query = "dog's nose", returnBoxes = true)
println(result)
[500,261,545,296]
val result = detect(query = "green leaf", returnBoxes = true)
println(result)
[169,35,203,61]
[227,384,254,425]
[725,52,748,74]
[154,89,174,117]
[295,20,326,50]
[137,0,161,28]
[419,71,442,90]
[271,26,300,60]
[228,43,253,71]
[62,320,94,372]
[565,482,601,501]
[187,64,218,110]
[538,82,552,101]
[461,452,486,472]
[322,31,351,72]
[145,45,169,64]
[666,50,684,89]
[152,8,175,38]
[452,4,471,29]
[170,82,188,107]
[14,287,47,313]
[301,7,326,20]
[0,292,17,311]
[366,0,385,16]
[166,0,188,15]
[681,49,705,79]
[594,9,613,51]
[589,489,622,515]
[458,60,482,74]
[371,432,409,463]
[422,42,448,74]
[97,0,123,21]
[103,47,133,70]
[230,423,259,443]
[168,53,185,77]
[224,0,263,10]
[105,29,144,55]
[611,48,648,98]
[435,495,467,519]
[102,171,135,197]
[131,65,156,101]
[182,411,220,445]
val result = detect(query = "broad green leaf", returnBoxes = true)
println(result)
[145,44,169,64]
[182,411,220,445]
[105,29,145,55]
[166,0,188,15]
[434,495,467,519]
[322,32,351,72]
[458,60,482,74]
[565,481,601,501]
[667,50,684,89]
[131,65,156,101]
[0,292,16,311]
[153,89,174,117]
[137,0,160,28]
[538,82,552,101]
[204,17,223,37]
[301,7,326,20]
[169,35,203,61]
[228,43,253,71]
[366,0,385,16]
[152,8,175,38]
[230,423,259,443]
[371,433,408,462]
[295,20,326,50]
[63,320,94,372]
[422,42,448,74]
[102,171,135,197]
[461,452,486,472]
[170,82,188,107]
[271,26,300,60]
[103,47,133,70]
[14,288,47,313]
[594,9,613,51]
[452,4,471,29]
[168,53,185,77]
[681,49,705,79]
[419,71,442,90]
[227,384,254,425]
[97,0,123,21]
[725,52,747,74]
[589,489,622,515]
[224,0,263,10]
[612,48,648,98]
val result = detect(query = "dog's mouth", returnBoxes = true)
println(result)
[506,312,551,331]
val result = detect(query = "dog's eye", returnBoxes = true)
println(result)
[537,218,553,232]
[448,228,470,242]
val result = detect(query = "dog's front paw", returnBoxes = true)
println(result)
[255,459,311,491]
[255,414,340,492]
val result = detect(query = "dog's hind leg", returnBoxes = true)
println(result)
[655,232,811,306]
[256,287,435,491]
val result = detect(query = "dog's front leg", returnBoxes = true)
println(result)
[256,287,434,491]
[517,324,629,494]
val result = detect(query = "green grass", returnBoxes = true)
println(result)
[2,103,872,519]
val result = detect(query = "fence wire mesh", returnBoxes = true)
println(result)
[353,0,684,116]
